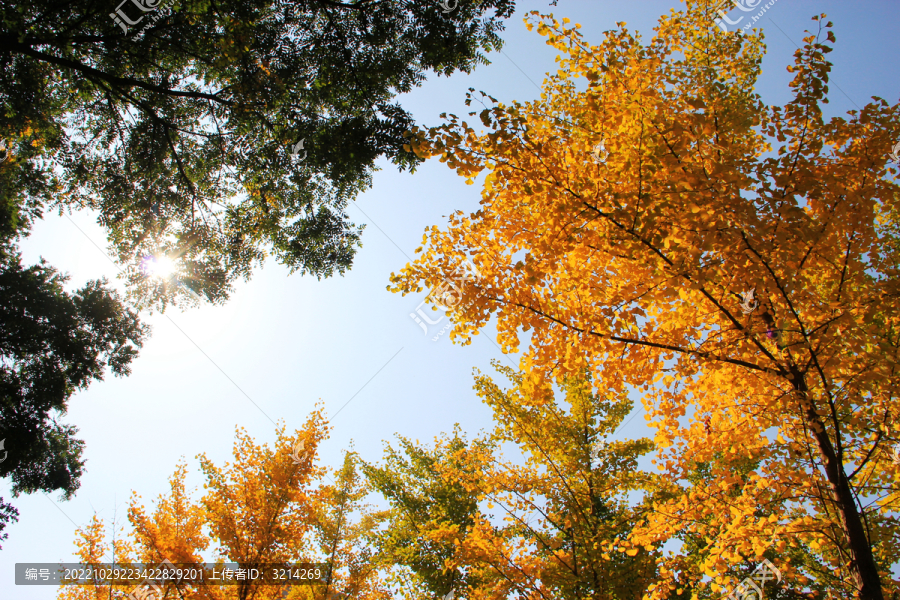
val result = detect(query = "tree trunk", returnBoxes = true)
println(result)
[793,371,884,600]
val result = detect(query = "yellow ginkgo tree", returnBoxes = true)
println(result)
[391,2,900,598]
[57,410,389,600]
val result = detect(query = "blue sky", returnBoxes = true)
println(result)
[3,1,900,596]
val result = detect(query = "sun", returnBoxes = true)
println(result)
[141,255,176,279]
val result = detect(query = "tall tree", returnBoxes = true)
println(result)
[0,241,149,550]
[0,497,15,550]
[0,115,149,546]
[57,514,136,600]
[196,418,329,599]
[0,0,515,310]
[390,2,900,598]
[57,412,388,600]
[128,461,210,573]
[362,367,661,600]
[0,255,149,499]
[310,449,389,600]
[461,365,660,600]
[360,426,490,600]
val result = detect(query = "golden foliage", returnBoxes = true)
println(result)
[390,3,900,598]
[57,410,388,600]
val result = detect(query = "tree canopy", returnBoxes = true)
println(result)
[365,366,662,600]
[41,2,900,598]
[0,173,148,545]
[360,426,489,599]
[0,254,148,499]
[1,0,515,310]
[57,413,389,600]
[391,3,900,598]
[56,373,668,600]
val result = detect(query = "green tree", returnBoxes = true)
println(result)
[463,365,661,600]
[0,497,16,550]
[360,426,489,600]
[0,188,148,543]
[362,368,662,600]
[1,0,515,310]
[0,251,149,498]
